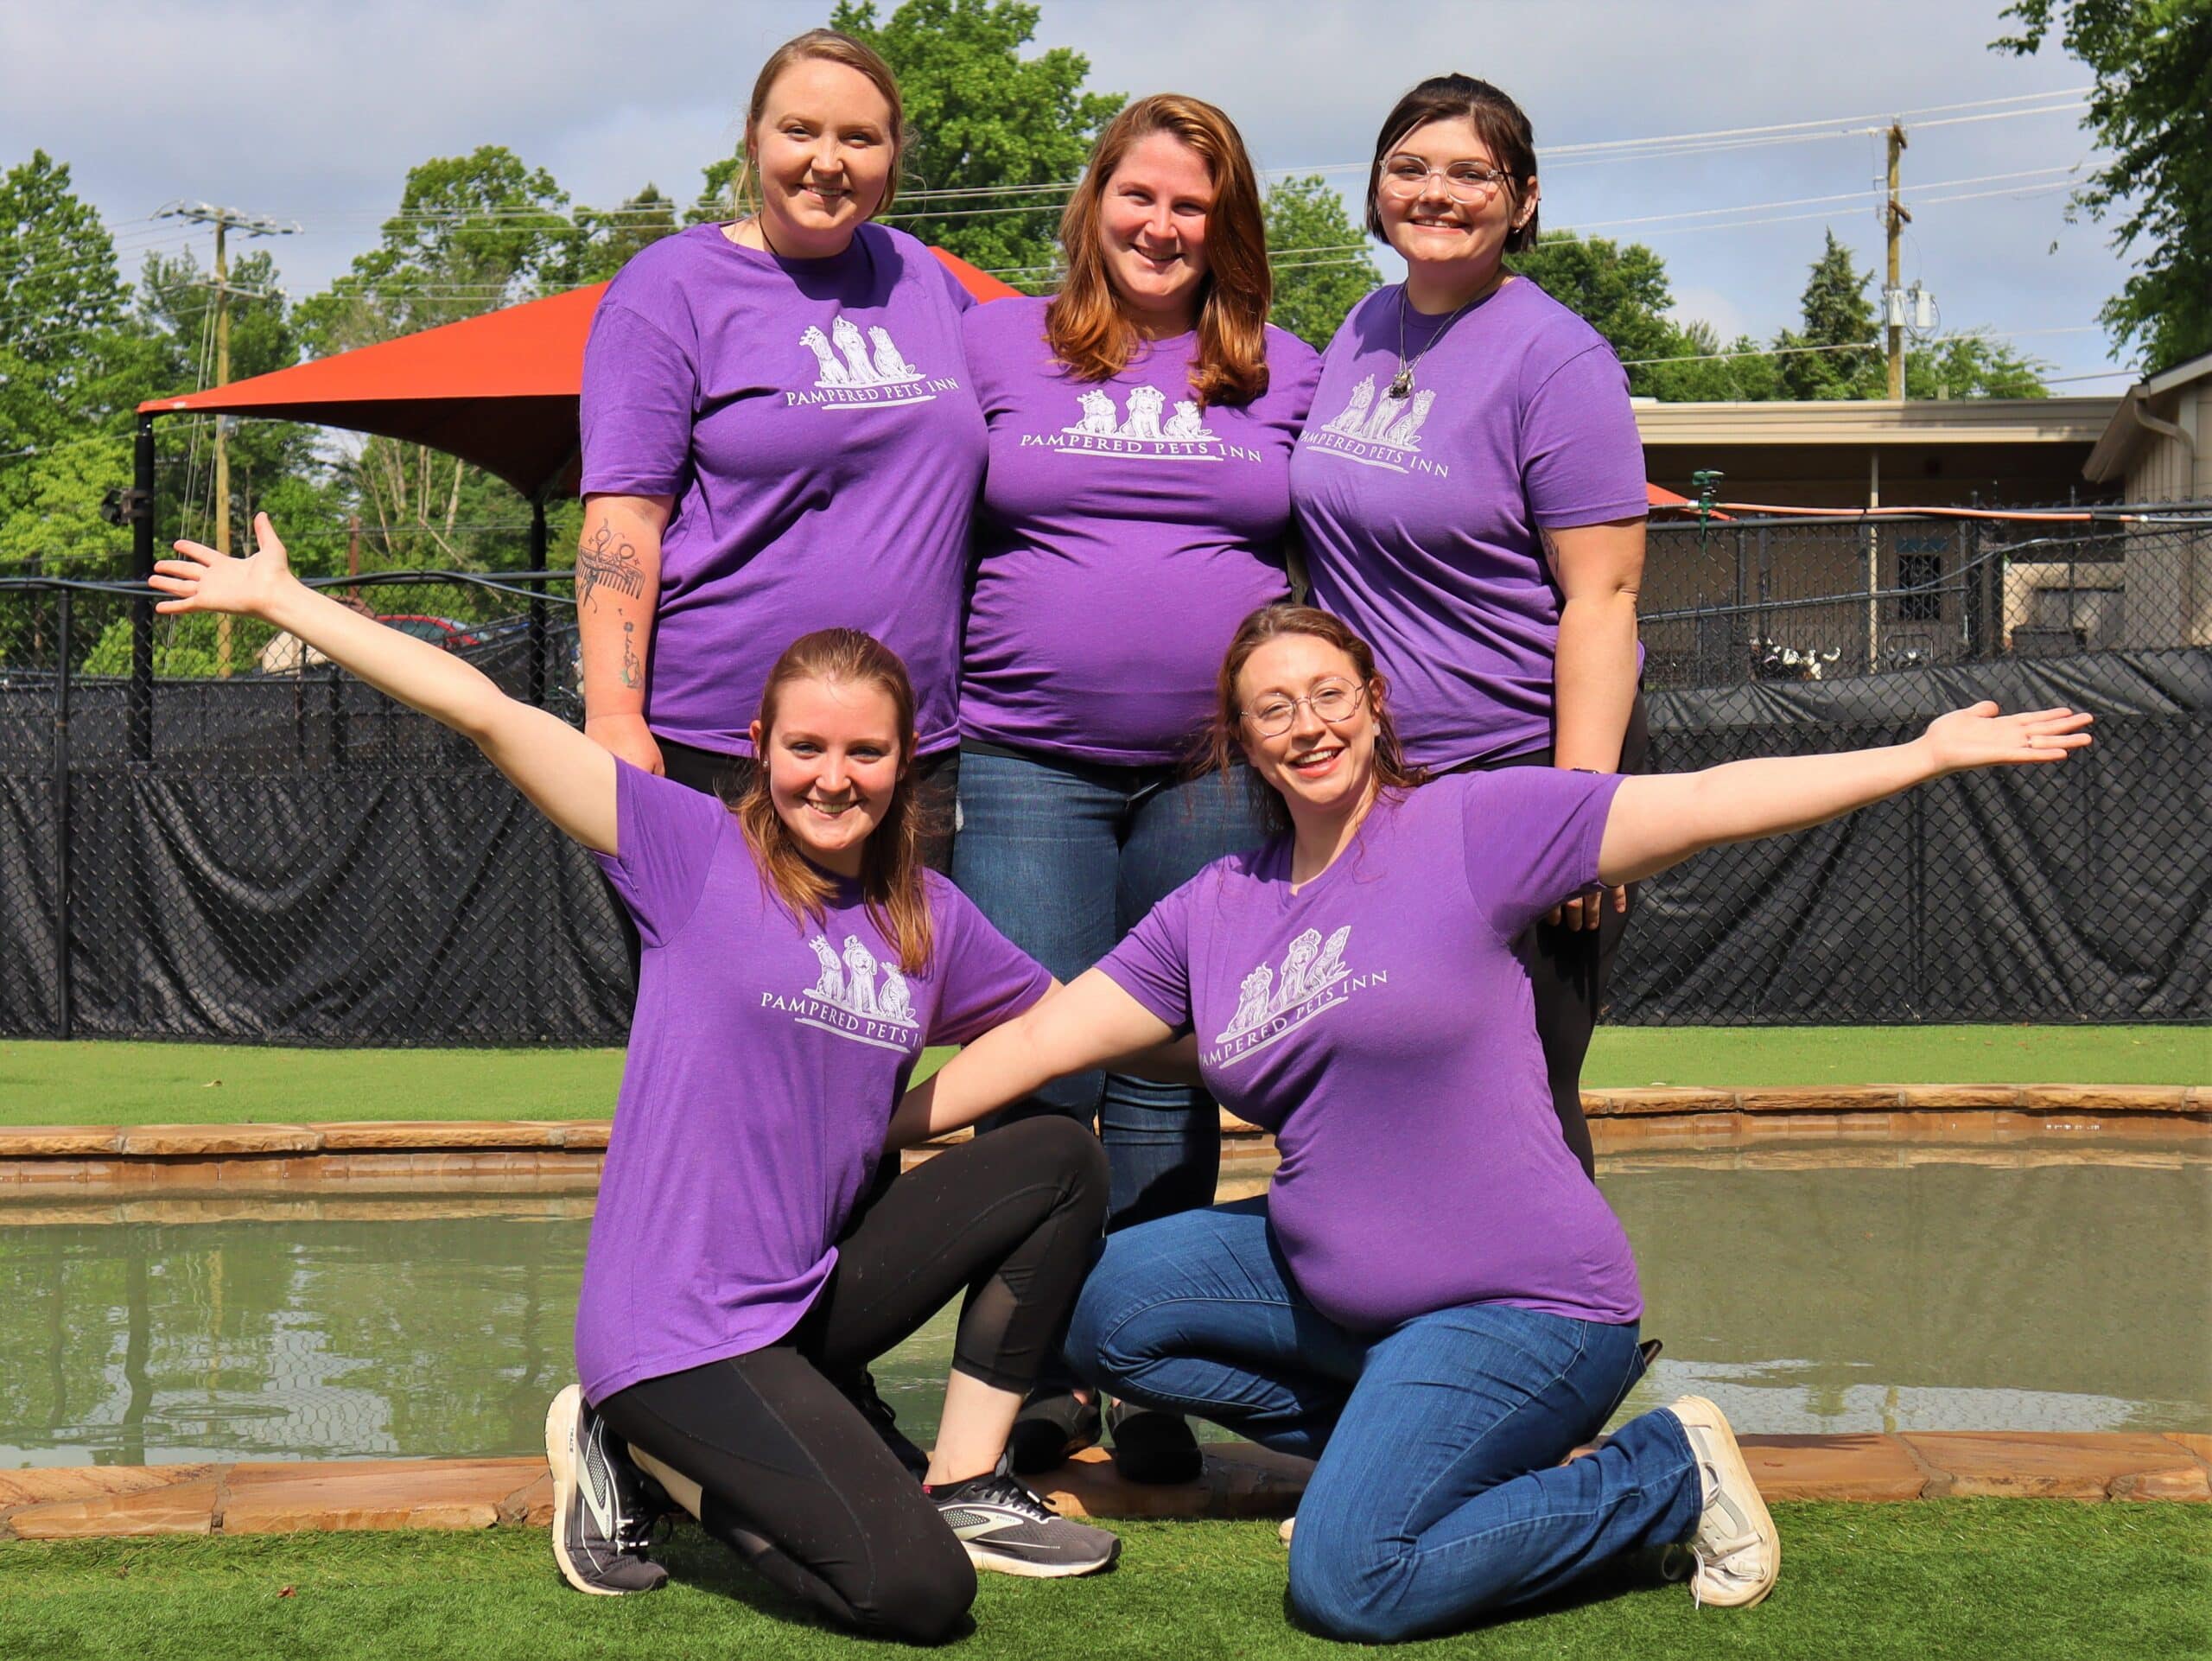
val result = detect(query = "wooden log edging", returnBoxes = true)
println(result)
[3,1432,2205,1541]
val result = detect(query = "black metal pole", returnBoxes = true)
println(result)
[128,414,156,762]
[53,587,73,1040]
[526,495,548,709]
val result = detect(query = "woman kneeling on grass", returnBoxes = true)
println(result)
[891,602,2091,1643]
[154,517,1119,1645]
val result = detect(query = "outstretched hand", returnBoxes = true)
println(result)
[1920,701,2094,775]
[150,512,297,620]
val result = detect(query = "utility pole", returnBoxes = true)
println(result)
[1885,124,1910,402]
[154,202,299,675]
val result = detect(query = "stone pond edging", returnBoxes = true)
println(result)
[0,1084,2202,1195]
[3,1433,2206,1541]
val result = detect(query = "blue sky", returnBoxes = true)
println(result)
[2,0,2136,387]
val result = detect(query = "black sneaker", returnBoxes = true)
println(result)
[928,1464,1121,1578]
[837,1368,931,1483]
[1107,1401,1204,1486]
[1007,1387,1103,1475]
[546,1384,669,1595]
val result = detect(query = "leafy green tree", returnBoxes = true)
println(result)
[1639,318,1785,402]
[296,146,573,354]
[0,151,157,577]
[1905,332,2050,399]
[1770,230,1885,400]
[832,0,1122,280]
[296,148,577,570]
[1263,176,1378,347]
[1510,235,1684,379]
[1996,0,2212,372]
[572,184,680,284]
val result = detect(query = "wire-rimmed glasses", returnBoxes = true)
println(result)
[1377,156,1510,204]
[1240,678,1369,737]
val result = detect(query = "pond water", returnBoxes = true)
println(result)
[3,1154,2204,1466]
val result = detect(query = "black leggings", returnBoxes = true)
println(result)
[596,1115,1108,1645]
[1454,694,1650,1180]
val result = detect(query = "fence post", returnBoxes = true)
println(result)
[1732,526,1748,678]
[526,496,548,709]
[53,587,73,1040]
[128,415,156,763]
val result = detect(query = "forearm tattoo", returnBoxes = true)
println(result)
[620,620,641,689]
[578,520,646,611]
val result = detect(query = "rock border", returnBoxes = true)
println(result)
[3,1432,2205,1540]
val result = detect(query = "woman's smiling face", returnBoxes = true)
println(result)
[1235,633,1381,822]
[747,58,898,257]
[750,675,903,876]
[1374,116,1533,281]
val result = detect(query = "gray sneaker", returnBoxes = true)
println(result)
[546,1384,669,1595]
[1666,1395,1779,1608]
[929,1466,1121,1579]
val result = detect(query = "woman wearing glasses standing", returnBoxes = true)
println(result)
[953,95,1321,1480]
[1292,76,1649,1177]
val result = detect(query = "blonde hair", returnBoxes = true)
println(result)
[732,29,908,219]
[1046,93,1272,407]
[738,629,937,975]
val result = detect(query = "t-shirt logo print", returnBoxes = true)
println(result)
[1300,375,1443,475]
[1211,924,1357,1067]
[791,317,941,410]
[1052,385,1223,461]
[782,932,920,1052]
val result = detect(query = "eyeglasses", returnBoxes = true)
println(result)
[1240,678,1368,737]
[1378,156,1510,204]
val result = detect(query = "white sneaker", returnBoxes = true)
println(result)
[1665,1395,1778,1608]
[1277,1514,1295,1545]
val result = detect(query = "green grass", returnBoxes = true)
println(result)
[3,1026,2202,1127]
[1,1505,2202,1660]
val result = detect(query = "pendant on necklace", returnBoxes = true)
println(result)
[1387,369,1414,399]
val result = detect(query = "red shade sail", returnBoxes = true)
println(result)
[137,247,1024,500]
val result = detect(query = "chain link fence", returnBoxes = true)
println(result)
[3,506,2207,1041]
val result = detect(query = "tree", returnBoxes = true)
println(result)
[1264,176,1379,347]
[1770,230,1885,400]
[572,184,680,284]
[1905,332,2050,399]
[1638,318,1785,403]
[295,149,579,570]
[831,0,1123,282]
[0,151,155,576]
[1510,235,1687,390]
[1996,1,2212,373]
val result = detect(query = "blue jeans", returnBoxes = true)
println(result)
[1065,1200,1703,1643]
[953,745,1265,1231]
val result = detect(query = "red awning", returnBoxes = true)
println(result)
[137,247,1023,500]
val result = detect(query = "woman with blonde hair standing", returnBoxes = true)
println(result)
[952,92,1321,1480]
[578,28,983,847]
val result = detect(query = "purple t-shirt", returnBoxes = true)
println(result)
[1098,768,1639,1332]
[578,761,1051,1404]
[1292,278,1649,769]
[581,222,987,757]
[958,299,1323,762]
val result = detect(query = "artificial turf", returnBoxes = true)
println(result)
[3,1025,2202,1127]
[1,1505,2202,1660]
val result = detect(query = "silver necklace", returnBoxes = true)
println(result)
[1388,277,1503,398]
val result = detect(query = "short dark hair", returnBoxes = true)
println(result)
[1364,74,1539,253]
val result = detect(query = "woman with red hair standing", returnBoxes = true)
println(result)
[953,94,1321,1480]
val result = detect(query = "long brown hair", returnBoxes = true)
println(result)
[1208,604,1428,837]
[738,629,937,974]
[732,29,908,219]
[1363,74,1540,253]
[1046,93,1271,406]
